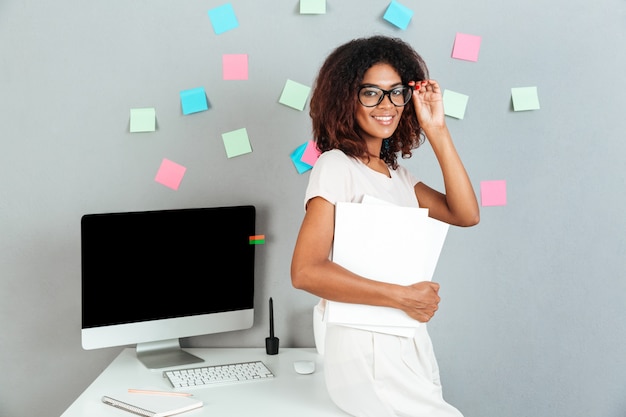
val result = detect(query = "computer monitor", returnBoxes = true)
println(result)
[80,205,256,369]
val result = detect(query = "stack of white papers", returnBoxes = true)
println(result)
[326,196,449,336]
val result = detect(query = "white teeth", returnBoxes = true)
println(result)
[374,116,392,121]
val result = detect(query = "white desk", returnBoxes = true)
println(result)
[61,347,347,417]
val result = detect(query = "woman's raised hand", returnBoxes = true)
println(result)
[409,79,445,130]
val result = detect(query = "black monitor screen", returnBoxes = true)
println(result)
[81,205,256,328]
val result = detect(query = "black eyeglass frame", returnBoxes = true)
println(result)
[357,85,412,108]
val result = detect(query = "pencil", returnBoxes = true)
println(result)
[127,388,193,397]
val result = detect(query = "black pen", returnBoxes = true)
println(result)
[265,297,279,354]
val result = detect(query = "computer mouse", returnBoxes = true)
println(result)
[293,360,315,375]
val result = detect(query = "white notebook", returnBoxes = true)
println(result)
[326,197,449,336]
[102,391,203,417]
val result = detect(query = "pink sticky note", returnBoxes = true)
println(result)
[480,180,506,206]
[301,140,321,166]
[223,54,248,80]
[452,33,481,62]
[154,158,186,190]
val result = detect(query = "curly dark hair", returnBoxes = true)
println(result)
[309,35,429,169]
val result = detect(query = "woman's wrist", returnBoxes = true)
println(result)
[422,123,449,138]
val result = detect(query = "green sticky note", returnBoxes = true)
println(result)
[279,79,311,111]
[222,128,252,158]
[300,0,326,14]
[129,108,156,132]
[511,86,540,111]
[443,90,469,119]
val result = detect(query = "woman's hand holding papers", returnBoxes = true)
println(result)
[397,281,441,323]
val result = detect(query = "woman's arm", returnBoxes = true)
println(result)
[411,80,480,227]
[290,196,441,323]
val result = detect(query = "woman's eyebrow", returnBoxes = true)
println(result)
[360,82,404,88]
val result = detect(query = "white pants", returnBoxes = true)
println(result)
[323,324,463,417]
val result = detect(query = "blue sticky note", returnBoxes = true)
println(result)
[180,87,208,115]
[208,4,239,35]
[383,1,413,30]
[290,142,313,174]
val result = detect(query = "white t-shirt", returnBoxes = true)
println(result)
[304,149,426,345]
[304,149,420,209]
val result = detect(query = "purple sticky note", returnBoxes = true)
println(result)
[301,140,321,166]
[223,54,248,80]
[154,158,186,190]
[480,180,506,206]
[452,33,482,62]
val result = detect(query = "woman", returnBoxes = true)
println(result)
[290,35,479,416]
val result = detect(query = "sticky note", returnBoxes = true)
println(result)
[222,128,252,158]
[480,180,507,206]
[300,0,326,14]
[279,79,311,111]
[443,90,469,119]
[301,140,321,166]
[290,142,313,174]
[154,158,186,190]
[129,108,156,133]
[452,33,482,62]
[383,1,413,30]
[223,54,248,80]
[180,87,208,115]
[249,235,266,245]
[511,87,540,111]
[208,3,239,34]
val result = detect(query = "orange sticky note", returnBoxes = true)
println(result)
[249,235,265,245]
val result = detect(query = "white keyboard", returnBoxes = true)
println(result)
[163,360,274,389]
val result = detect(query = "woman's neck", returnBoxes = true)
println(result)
[364,138,383,159]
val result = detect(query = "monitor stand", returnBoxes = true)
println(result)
[136,338,205,369]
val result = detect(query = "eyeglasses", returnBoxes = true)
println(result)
[358,85,412,107]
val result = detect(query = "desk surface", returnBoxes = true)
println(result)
[61,347,347,417]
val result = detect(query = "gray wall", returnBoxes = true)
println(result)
[1,1,625,416]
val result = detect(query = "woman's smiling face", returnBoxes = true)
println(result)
[355,63,405,142]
